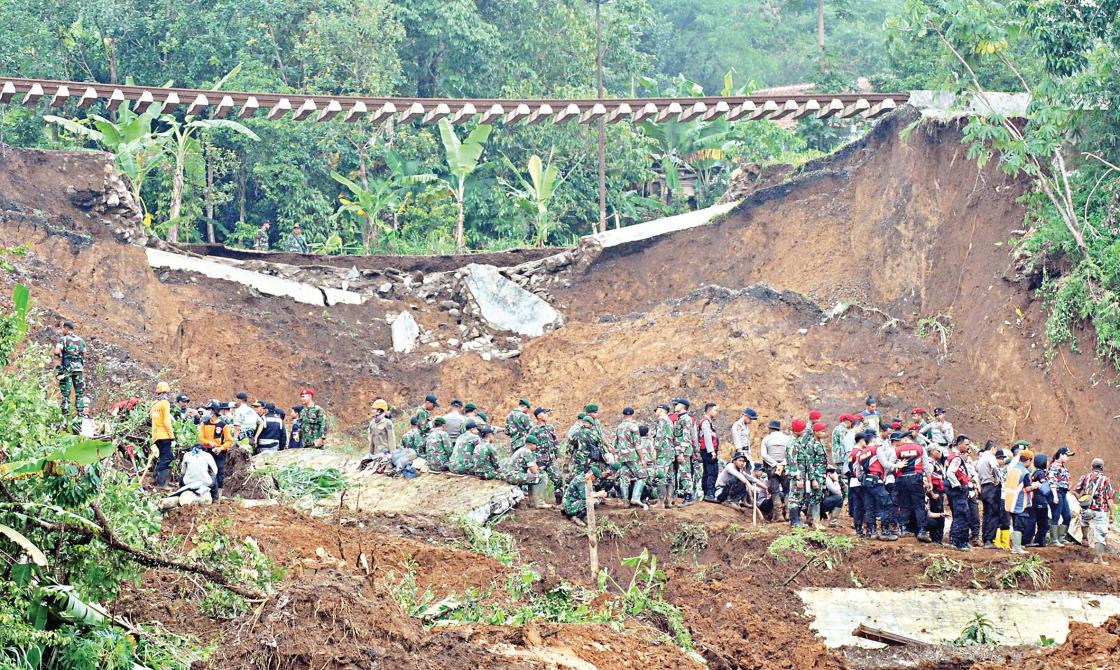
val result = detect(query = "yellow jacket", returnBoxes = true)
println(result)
[150,398,174,441]
[199,419,235,453]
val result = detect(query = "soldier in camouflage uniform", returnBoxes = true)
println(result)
[425,417,453,471]
[503,436,540,487]
[569,414,608,484]
[449,420,481,474]
[583,403,605,443]
[613,407,647,509]
[786,419,808,527]
[504,398,533,453]
[298,389,327,448]
[254,221,271,251]
[472,426,501,479]
[800,422,831,529]
[672,398,698,506]
[414,394,439,451]
[528,408,564,504]
[561,463,617,527]
[400,417,425,455]
[831,415,854,499]
[636,424,658,507]
[651,403,676,507]
[55,321,87,415]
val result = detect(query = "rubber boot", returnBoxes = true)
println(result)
[1055,524,1069,546]
[629,481,648,510]
[994,529,1008,550]
[809,502,823,529]
[531,481,553,509]
[1010,531,1026,554]
[1095,542,1109,565]
[789,506,803,528]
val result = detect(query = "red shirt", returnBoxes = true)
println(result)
[895,442,924,476]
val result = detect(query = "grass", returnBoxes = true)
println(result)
[923,555,964,583]
[259,464,349,500]
[768,528,853,568]
[596,517,625,541]
[453,514,518,567]
[917,314,955,353]
[669,522,710,557]
[996,554,1052,589]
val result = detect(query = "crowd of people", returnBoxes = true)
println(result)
[55,321,1115,564]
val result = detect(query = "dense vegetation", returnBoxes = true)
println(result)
[0,0,903,253]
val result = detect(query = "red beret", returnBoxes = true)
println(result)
[908,424,921,431]
[911,408,925,415]
[809,410,822,421]
[299,388,316,396]
[812,422,827,432]
[791,419,807,433]
[890,421,902,429]
[838,414,852,423]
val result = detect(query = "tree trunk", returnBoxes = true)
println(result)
[817,0,826,73]
[168,148,185,243]
[238,165,247,241]
[204,145,215,244]
[455,190,466,252]
[595,0,607,234]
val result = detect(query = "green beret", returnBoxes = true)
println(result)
[465,402,477,411]
[1013,440,1031,448]
[584,404,598,413]
[577,413,589,421]
[477,411,488,421]
[589,464,604,478]
[519,398,531,408]
[526,435,540,446]
[433,417,446,426]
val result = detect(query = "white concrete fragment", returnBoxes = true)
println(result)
[463,263,563,337]
[799,588,1120,648]
[908,90,1032,119]
[588,200,739,249]
[390,311,420,353]
[146,248,364,307]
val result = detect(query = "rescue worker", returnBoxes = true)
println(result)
[800,422,829,529]
[894,431,931,542]
[254,403,287,453]
[1027,452,1052,547]
[504,398,533,452]
[561,463,615,527]
[150,381,175,489]
[400,417,425,456]
[199,401,235,500]
[528,407,563,505]
[285,224,309,253]
[731,408,757,461]
[1048,446,1075,546]
[926,444,948,544]
[860,396,881,433]
[698,402,720,502]
[472,426,501,479]
[673,398,698,505]
[254,220,271,251]
[945,435,974,551]
[715,453,767,510]
[1074,458,1115,565]
[299,389,327,449]
[786,418,808,527]
[233,392,260,441]
[160,443,218,510]
[652,403,676,507]
[977,445,1008,549]
[449,420,481,474]
[367,399,395,454]
[1004,449,1036,554]
[505,435,542,491]
[614,407,646,508]
[55,321,87,415]
[415,394,438,444]
[425,417,453,471]
[443,399,466,442]
[761,419,791,519]
[569,413,608,483]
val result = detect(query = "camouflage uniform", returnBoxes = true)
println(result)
[674,412,698,499]
[503,446,540,486]
[449,432,480,474]
[415,407,433,441]
[561,475,591,520]
[301,403,327,448]
[254,228,269,251]
[651,415,675,496]
[57,333,87,414]
[504,408,532,452]
[569,424,607,483]
[799,434,829,505]
[831,423,850,497]
[614,418,644,490]
[425,430,453,471]
[285,232,309,253]
[472,439,501,479]
[401,427,424,455]
[528,423,564,500]
[786,432,805,509]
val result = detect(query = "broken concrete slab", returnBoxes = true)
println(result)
[908,90,1032,119]
[798,587,1120,648]
[587,200,739,249]
[463,263,562,337]
[391,310,420,353]
[146,247,365,307]
[254,449,524,524]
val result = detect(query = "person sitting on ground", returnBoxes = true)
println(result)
[367,399,395,454]
[425,417,453,471]
[449,421,481,474]
[160,443,218,510]
[472,426,501,479]
[822,467,845,523]
[504,435,542,491]
[714,453,763,508]
[561,463,616,527]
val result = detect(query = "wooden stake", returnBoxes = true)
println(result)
[752,486,758,526]
[585,473,598,581]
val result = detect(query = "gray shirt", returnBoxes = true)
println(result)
[976,451,1000,486]
[443,410,465,442]
[731,418,752,458]
[761,431,791,467]
[876,440,897,484]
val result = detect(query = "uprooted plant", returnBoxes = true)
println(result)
[669,522,710,557]
[996,554,1052,590]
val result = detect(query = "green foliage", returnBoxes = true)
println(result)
[596,517,625,542]
[453,515,518,566]
[669,522,709,556]
[617,549,692,649]
[186,518,284,594]
[916,314,955,353]
[767,528,853,569]
[923,554,964,583]
[260,464,349,501]
[953,612,1000,646]
[1039,634,1056,647]
[996,554,1052,590]
[199,587,247,620]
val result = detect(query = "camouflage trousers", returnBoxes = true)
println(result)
[58,370,85,414]
[540,462,564,502]
[674,457,697,499]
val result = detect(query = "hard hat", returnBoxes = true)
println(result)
[372,399,389,411]
[156,381,171,393]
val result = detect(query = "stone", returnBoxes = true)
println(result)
[438,300,459,311]
[391,311,420,353]
[378,282,392,294]
[448,308,460,317]
[462,263,563,337]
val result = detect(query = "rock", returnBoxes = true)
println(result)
[378,282,392,294]
[543,253,572,271]
[111,291,125,300]
[448,308,460,317]
[372,349,386,357]
[448,338,460,347]
[462,263,563,337]
[390,311,420,353]
[481,351,492,362]
[438,300,459,311]
[346,266,360,281]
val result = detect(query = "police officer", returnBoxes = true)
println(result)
[893,431,931,542]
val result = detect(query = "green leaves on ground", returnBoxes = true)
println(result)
[262,464,349,501]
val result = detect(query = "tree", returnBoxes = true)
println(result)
[437,119,492,251]
[330,150,437,253]
[502,154,564,247]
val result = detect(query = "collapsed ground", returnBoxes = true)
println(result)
[4,106,1120,668]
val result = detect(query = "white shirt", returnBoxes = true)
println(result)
[182,450,217,490]
[731,418,752,458]
[234,403,260,432]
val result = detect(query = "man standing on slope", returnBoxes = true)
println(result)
[731,408,757,461]
[150,382,175,489]
[55,321,87,416]
[698,402,721,502]
[505,398,533,452]
[761,420,791,520]
[673,398,698,506]
[299,389,327,449]
[1075,458,1115,565]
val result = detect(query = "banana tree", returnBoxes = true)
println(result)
[501,153,564,247]
[331,154,437,253]
[164,116,259,243]
[437,119,492,251]
[44,105,168,224]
